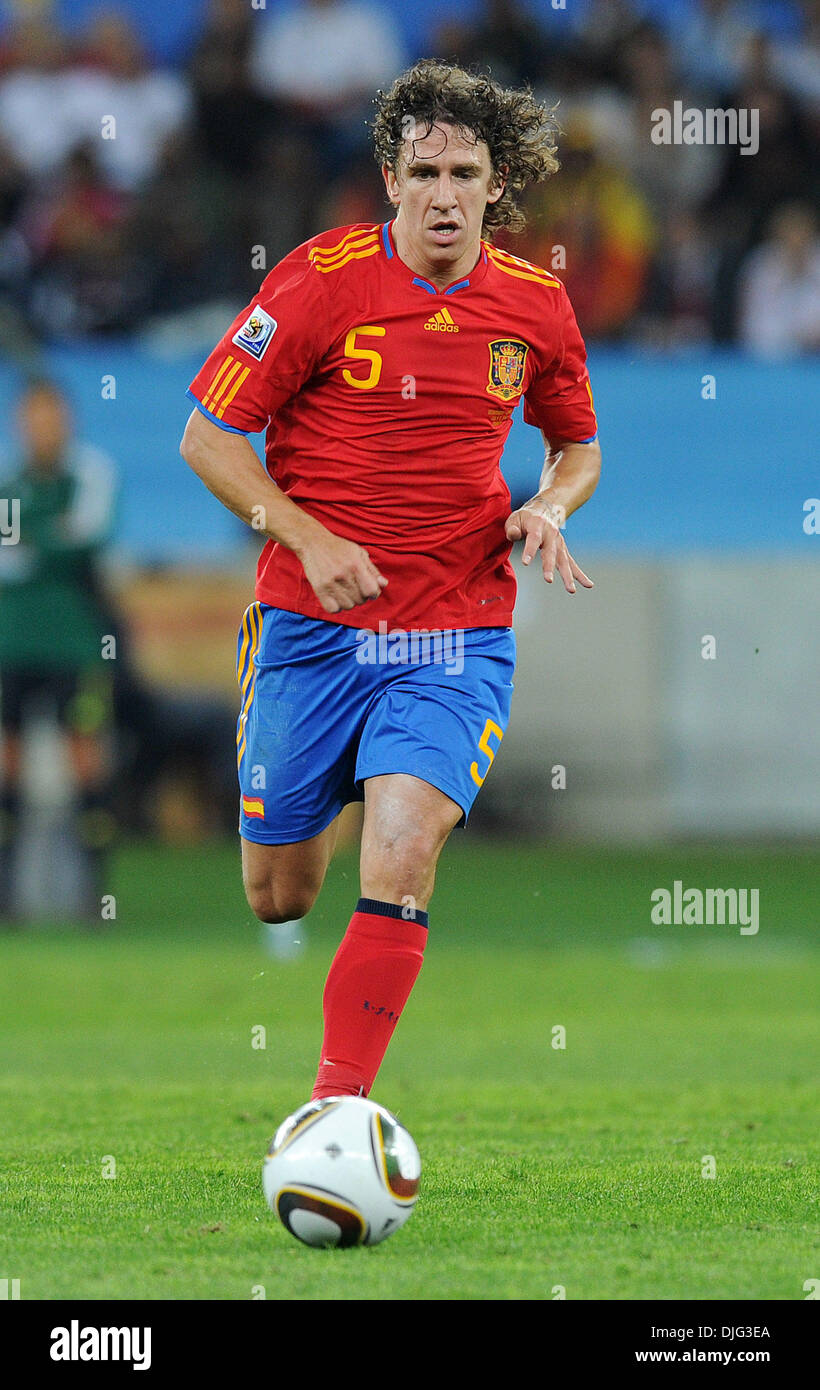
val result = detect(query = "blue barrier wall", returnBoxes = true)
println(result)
[0,346,816,562]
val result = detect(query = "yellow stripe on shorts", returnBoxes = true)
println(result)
[237,602,262,766]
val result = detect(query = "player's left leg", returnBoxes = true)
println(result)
[311,772,461,1101]
[359,772,462,910]
[310,624,515,1102]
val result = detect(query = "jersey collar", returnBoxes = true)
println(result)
[381,219,489,295]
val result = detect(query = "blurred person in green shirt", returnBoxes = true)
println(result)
[0,379,116,921]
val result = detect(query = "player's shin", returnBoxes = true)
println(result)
[311,898,428,1100]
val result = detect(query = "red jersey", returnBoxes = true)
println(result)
[187,220,597,630]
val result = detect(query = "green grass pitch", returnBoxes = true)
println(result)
[1,840,817,1301]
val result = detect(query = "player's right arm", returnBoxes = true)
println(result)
[179,409,386,613]
[179,237,387,613]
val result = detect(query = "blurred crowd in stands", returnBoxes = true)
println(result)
[0,0,818,355]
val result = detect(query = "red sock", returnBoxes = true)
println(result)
[311,898,428,1100]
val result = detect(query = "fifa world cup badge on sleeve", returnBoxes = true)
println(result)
[233,306,277,360]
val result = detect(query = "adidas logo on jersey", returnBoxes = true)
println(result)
[424,308,459,332]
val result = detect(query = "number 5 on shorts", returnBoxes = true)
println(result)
[470,718,504,788]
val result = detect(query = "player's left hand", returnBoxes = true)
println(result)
[505,499,593,594]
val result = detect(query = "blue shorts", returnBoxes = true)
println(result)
[235,603,516,844]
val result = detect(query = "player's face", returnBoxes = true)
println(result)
[384,122,505,269]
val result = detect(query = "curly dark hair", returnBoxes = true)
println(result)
[370,58,560,239]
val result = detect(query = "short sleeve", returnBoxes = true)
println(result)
[522,284,598,444]
[187,244,330,434]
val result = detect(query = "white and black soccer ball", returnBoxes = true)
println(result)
[263,1096,421,1248]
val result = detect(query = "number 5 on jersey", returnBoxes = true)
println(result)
[470,718,504,787]
[342,326,386,390]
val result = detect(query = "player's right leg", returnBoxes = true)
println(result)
[234,602,375,923]
[241,819,339,924]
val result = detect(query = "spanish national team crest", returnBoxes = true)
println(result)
[486,339,530,402]
[233,305,277,360]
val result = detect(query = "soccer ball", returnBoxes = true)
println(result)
[263,1096,421,1248]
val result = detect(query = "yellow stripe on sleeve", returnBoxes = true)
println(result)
[208,359,242,409]
[216,366,251,418]
[203,355,235,409]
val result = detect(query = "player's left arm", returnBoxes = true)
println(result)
[505,432,601,593]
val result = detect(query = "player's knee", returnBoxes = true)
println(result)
[244,879,318,924]
[362,830,442,903]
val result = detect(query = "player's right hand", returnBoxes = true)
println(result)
[298,530,388,612]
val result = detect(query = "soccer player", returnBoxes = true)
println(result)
[0,379,116,921]
[180,60,601,1102]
